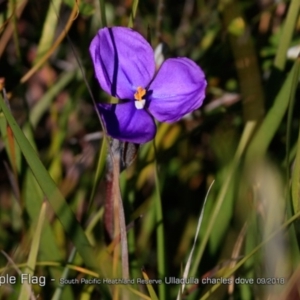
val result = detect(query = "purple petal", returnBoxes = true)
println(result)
[98,102,156,144]
[147,58,207,122]
[89,27,155,100]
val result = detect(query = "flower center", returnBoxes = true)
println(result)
[134,86,146,101]
[134,86,146,109]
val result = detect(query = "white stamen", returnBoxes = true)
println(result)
[135,99,146,109]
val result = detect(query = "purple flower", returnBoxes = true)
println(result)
[89,27,207,144]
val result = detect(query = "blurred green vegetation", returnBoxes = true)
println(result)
[0,0,300,299]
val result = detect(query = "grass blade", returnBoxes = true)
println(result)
[200,200,300,299]
[154,160,166,300]
[99,0,107,27]
[176,180,214,300]
[274,0,300,70]
[292,126,300,213]
[142,269,159,300]
[18,202,47,300]
[88,137,107,211]
[190,121,257,278]
[0,111,22,174]
[246,57,300,162]
[128,0,139,28]
[0,94,98,272]
[20,0,80,83]
[34,0,62,61]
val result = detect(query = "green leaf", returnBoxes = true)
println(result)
[0,94,99,273]
[0,112,22,173]
[128,0,139,28]
[88,137,107,211]
[246,58,300,162]
[35,0,62,62]
[154,159,166,300]
[23,169,73,298]
[191,121,257,278]
[209,168,235,254]
[142,270,159,300]
[292,127,300,213]
[18,203,47,300]
[274,0,300,70]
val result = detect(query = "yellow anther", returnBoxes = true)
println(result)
[134,86,146,101]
